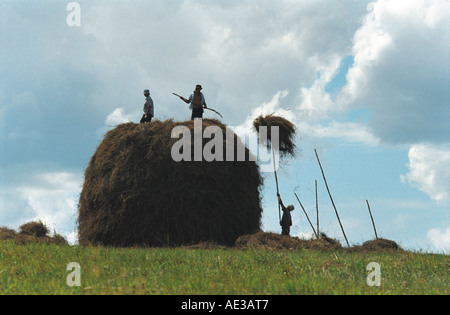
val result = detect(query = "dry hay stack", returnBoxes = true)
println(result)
[19,220,49,237]
[253,114,297,158]
[351,238,402,252]
[78,119,263,247]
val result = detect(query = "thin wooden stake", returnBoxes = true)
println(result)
[272,148,281,222]
[315,179,319,238]
[314,149,350,247]
[294,193,318,238]
[366,200,379,240]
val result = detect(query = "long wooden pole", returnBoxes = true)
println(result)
[314,149,350,247]
[272,149,281,222]
[366,200,379,240]
[315,180,319,238]
[294,193,318,238]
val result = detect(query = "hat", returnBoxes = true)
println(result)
[195,84,202,90]
[287,205,295,211]
[144,89,150,94]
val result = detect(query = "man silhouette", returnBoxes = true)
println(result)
[140,89,154,123]
[277,193,295,236]
[181,84,207,120]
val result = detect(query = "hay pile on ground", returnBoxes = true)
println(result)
[0,221,68,245]
[19,221,49,237]
[234,231,342,251]
[234,232,403,252]
[0,227,16,240]
[350,238,402,252]
[78,119,263,247]
[253,114,297,158]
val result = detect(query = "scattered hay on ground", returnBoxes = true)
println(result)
[13,234,68,246]
[234,231,342,251]
[233,231,403,253]
[181,241,228,250]
[252,114,297,158]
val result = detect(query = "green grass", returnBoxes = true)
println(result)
[0,240,448,295]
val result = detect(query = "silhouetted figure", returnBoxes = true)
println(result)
[181,84,207,120]
[140,89,154,123]
[277,193,294,236]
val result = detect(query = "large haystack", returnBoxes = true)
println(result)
[78,119,263,247]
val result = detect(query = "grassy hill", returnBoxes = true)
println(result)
[0,239,448,295]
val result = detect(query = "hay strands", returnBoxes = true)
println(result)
[252,114,296,158]
[314,149,350,247]
[294,192,319,239]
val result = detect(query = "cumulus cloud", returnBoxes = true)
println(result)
[427,227,450,253]
[339,0,450,145]
[105,108,138,126]
[300,121,380,146]
[401,143,450,202]
[77,0,371,123]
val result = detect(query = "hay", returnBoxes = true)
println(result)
[350,238,402,252]
[14,234,68,246]
[252,114,297,158]
[0,222,68,245]
[19,221,49,237]
[234,231,342,251]
[78,119,263,247]
[234,232,404,253]
[0,227,16,240]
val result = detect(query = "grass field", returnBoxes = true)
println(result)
[0,239,448,295]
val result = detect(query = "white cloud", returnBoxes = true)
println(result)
[297,56,342,122]
[299,121,380,146]
[339,0,450,145]
[2,171,82,244]
[105,108,138,126]
[233,90,294,140]
[96,108,141,139]
[427,227,450,253]
[401,143,450,202]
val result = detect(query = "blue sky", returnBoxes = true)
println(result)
[1,0,449,252]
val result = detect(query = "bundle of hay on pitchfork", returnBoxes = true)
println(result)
[253,114,297,222]
[253,114,297,158]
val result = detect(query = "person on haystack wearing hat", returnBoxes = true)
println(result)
[277,193,295,236]
[181,84,208,120]
[140,89,154,123]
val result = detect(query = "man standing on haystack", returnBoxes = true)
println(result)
[140,89,154,123]
[277,193,295,236]
[180,84,207,120]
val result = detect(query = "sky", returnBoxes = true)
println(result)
[1,0,449,252]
